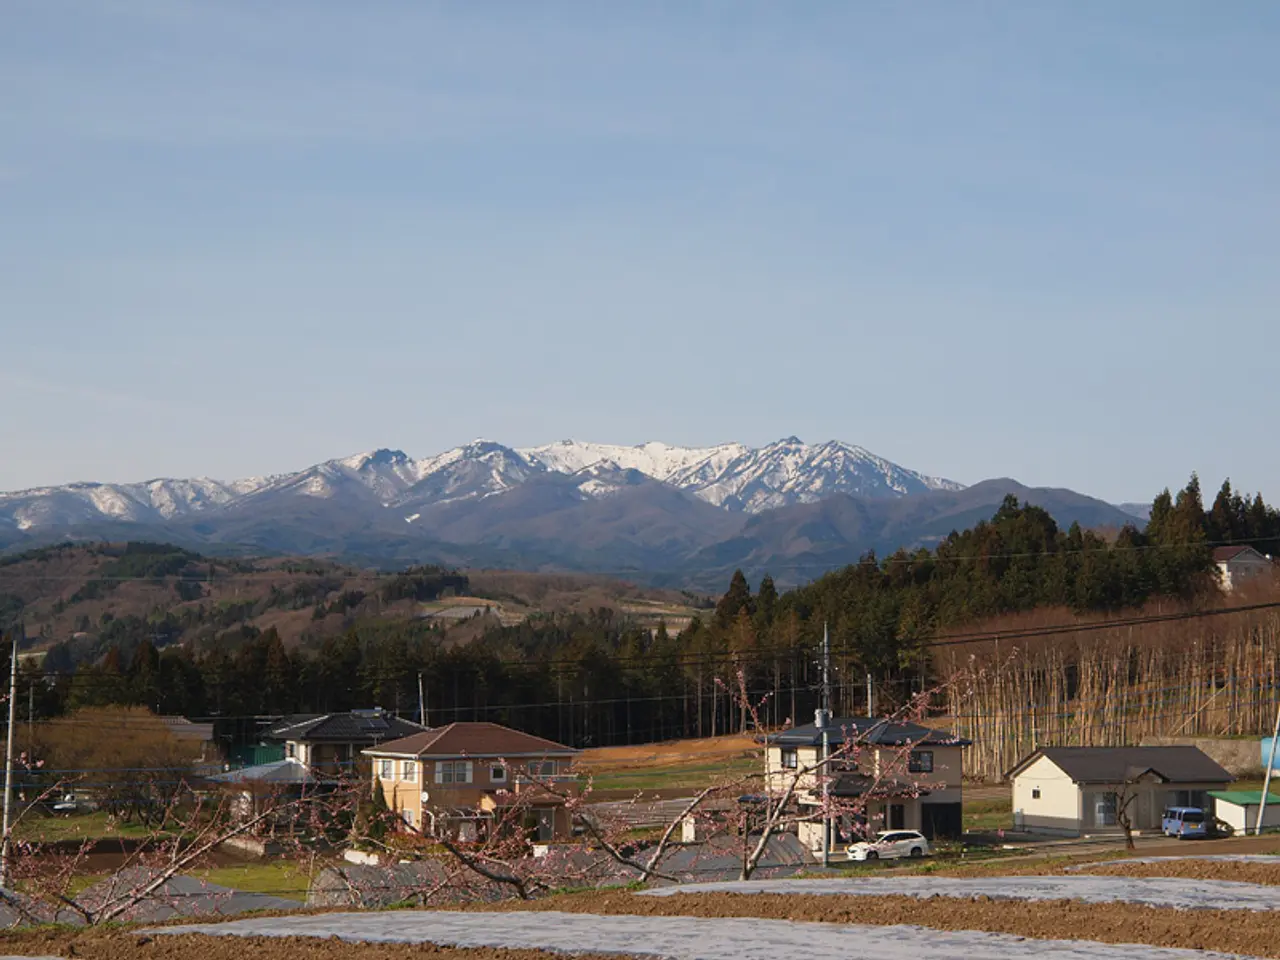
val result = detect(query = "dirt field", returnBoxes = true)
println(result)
[465,890,1280,957]
[1074,858,1280,885]
[0,929,636,960]
[578,733,759,772]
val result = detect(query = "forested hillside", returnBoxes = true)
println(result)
[5,475,1276,755]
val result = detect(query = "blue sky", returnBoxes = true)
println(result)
[3,1,1278,503]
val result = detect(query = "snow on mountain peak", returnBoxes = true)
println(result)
[519,439,748,482]
[0,437,962,530]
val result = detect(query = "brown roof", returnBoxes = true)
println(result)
[362,722,578,759]
[1212,545,1271,563]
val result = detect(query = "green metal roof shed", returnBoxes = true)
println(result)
[1209,790,1280,834]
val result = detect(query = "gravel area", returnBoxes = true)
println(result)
[640,875,1280,910]
[150,910,1265,960]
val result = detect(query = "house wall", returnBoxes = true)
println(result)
[371,756,573,838]
[287,740,369,775]
[1013,756,1082,835]
[1218,554,1273,591]
[766,743,965,800]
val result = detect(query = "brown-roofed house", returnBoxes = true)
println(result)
[1008,746,1233,836]
[1212,545,1274,592]
[362,722,579,843]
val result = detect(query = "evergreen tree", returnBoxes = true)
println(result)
[714,570,754,629]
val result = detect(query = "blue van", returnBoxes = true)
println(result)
[1161,806,1208,838]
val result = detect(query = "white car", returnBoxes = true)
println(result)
[847,830,930,861]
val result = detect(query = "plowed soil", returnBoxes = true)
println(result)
[0,929,639,960]
[1075,860,1280,885]
[470,890,1280,957]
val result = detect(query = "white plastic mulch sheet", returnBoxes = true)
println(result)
[639,875,1280,911]
[151,909,1266,960]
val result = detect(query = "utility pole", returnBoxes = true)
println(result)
[418,672,427,728]
[1,625,20,890]
[820,622,831,868]
[1256,699,1280,835]
[866,672,873,719]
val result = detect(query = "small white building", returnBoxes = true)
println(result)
[1209,791,1280,835]
[1009,746,1233,837]
[1213,545,1274,592]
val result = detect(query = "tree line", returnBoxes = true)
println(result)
[11,475,1278,751]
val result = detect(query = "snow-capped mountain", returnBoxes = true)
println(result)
[0,437,961,531]
[520,440,750,482]
[673,437,960,512]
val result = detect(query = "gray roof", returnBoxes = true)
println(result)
[769,717,969,748]
[263,709,426,745]
[1011,746,1233,784]
[75,867,299,922]
[828,773,930,800]
[0,887,78,928]
[208,758,335,785]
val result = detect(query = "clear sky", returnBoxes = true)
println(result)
[3,2,1278,503]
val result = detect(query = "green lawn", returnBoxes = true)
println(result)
[192,861,317,902]
[14,811,155,843]
[963,795,1013,833]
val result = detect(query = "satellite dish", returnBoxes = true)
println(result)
[421,791,430,805]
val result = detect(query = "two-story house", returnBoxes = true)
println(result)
[362,721,580,843]
[765,711,969,852]
[263,708,427,775]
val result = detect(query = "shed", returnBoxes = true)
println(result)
[1209,791,1280,835]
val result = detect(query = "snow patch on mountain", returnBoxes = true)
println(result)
[520,440,748,481]
[674,438,963,512]
[0,437,963,530]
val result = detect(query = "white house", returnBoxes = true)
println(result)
[1009,746,1232,837]
[765,713,969,853]
[1213,545,1274,592]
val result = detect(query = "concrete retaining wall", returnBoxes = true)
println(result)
[1140,737,1267,775]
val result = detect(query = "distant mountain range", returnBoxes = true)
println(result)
[0,438,1141,587]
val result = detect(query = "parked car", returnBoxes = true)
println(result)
[1161,806,1208,839]
[847,830,931,861]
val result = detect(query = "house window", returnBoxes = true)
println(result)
[908,751,934,774]
[1032,787,1041,800]
[525,761,556,778]
[780,748,798,770]
[402,808,415,829]
[1093,792,1118,827]
[1167,790,1207,809]
[402,761,417,783]
[434,760,473,784]
[491,764,507,784]
[285,743,295,759]
[379,759,393,781]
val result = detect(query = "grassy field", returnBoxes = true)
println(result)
[963,795,1013,833]
[193,860,318,901]
[14,811,156,843]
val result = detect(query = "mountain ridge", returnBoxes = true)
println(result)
[0,437,962,530]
